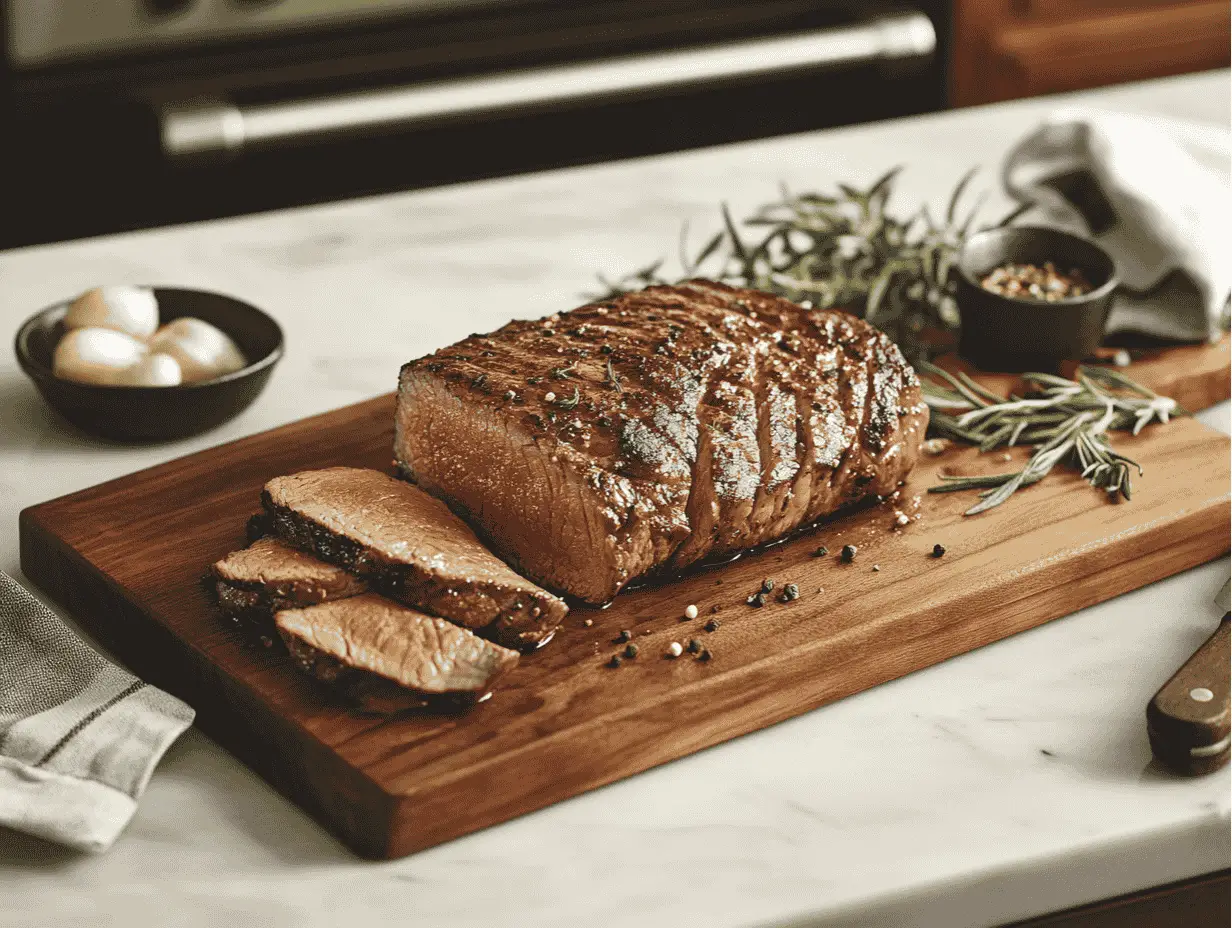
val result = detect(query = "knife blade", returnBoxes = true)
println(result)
[1146,579,1231,775]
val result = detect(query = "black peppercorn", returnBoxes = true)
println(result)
[704,618,721,632]
[747,592,766,608]
[781,583,800,602]
[686,639,702,654]
[812,545,829,557]
[932,544,946,558]
[624,643,639,659]
[617,629,632,643]
[607,655,622,668]
[697,649,712,662]
[504,390,516,401]
[600,344,614,354]
[761,578,775,593]
[841,544,857,562]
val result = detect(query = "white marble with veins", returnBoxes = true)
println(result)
[0,71,1228,928]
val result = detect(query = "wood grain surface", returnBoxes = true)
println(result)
[19,387,1231,859]
[936,334,1232,415]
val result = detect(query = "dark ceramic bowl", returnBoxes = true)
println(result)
[15,287,283,441]
[956,226,1118,372]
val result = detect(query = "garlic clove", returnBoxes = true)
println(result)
[148,317,247,383]
[53,327,148,385]
[65,286,160,340]
[114,352,183,387]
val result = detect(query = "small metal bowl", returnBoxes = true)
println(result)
[15,287,283,441]
[956,226,1118,372]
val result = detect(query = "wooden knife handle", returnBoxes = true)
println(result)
[1147,614,1231,776]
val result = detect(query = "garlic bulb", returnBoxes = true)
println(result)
[148,317,246,383]
[53,328,148,385]
[65,286,159,340]
[114,352,183,387]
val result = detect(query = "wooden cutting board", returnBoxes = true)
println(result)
[19,378,1231,859]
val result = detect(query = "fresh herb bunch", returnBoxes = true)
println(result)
[594,167,989,361]
[920,363,1179,515]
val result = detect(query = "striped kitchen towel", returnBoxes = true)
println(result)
[0,571,194,852]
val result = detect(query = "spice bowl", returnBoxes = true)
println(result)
[15,287,283,441]
[955,226,1118,372]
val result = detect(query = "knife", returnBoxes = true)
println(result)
[1146,579,1231,775]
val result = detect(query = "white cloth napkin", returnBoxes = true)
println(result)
[1002,107,1231,343]
[0,571,194,852]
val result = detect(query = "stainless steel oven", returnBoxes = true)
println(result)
[2,1,949,247]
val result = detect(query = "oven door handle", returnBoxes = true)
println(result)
[160,10,935,160]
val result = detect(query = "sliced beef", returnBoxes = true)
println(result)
[395,280,928,604]
[212,535,367,624]
[262,467,567,650]
[276,593,519,713]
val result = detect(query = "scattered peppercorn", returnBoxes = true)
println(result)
[617,629,632,642]
[781,582,800,601]
[761,578,775,593]
[504,390,517,401]
[687,639,702,654]
[709,604,721,615]
[812,545,829,557]
[747,592,766,608]
[624,643,639,659]
[841,544,857,562]
[607,655,622,668]
[932,544,946,558]
[684,604,699,620]
[704,618,721,632]
[697,649,712,662]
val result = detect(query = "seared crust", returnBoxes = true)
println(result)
[212,536,367,624]
[396,281,927,604]
[276,593,519,713]
[262,467,567,650]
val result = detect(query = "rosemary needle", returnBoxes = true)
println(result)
[592,168,988,362]
[920,363,1177,515]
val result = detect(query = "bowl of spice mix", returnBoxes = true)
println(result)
[955,226,1118,372]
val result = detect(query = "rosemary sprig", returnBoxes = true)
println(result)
[594,168,1001,362]
[555,386,581,410]
[606,356,623,393]
[920,363,1178,515]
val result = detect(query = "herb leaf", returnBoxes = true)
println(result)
[921,365,1178,515]
[591,168,983,362]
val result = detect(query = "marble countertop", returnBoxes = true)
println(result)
[1,71,1229,928]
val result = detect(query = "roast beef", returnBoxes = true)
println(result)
[276,593,520,712]
[262,467,567,649]
[395,280,927,604]
[212,536,366,623]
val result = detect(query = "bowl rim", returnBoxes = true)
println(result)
[14,286,285,391]
[956,225,1120,308]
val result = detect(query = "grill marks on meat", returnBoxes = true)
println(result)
[276,593,519,712]
[262,467,567,649]
[396,281,928,603]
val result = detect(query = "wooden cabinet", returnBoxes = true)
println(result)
[951,0,1231,106]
